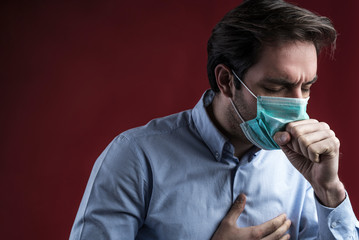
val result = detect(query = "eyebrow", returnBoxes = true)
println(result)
[263,75,318,87]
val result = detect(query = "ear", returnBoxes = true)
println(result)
[214,64,235,98]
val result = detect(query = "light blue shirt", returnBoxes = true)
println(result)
[70,90,359,240]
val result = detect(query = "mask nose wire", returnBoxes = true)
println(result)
[231,70,257,99]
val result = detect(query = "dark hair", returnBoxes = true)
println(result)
[207,0,337,92]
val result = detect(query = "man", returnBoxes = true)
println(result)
[70,0,359,239]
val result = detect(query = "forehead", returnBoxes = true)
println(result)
[246,41,318,82]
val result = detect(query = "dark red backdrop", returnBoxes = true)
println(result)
[1,0,358,239]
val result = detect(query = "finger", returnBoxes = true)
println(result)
[274,120,326,147]
[286,121,329,137]
[262,219,291,240]
[225,194,246,223]
[297,129,335,160]
[286,121,330,155]
[273,131,291,146]
[307,136,340,163]
[285,119,319,132]
[256,214,287,237]
[279,234,291,240]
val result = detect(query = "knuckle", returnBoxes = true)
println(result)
[270,220,279,230]
[293,139,302,152]
[290,127,301,138]
[286,122,295,132]
[232,200,240,209]
[328,136,340,151]
[272,230,282,239]
[274,216,285,227]
[232,200,244,212]
[334,137,340,147]
[286,220,292,228]
[286,122,295,128]
[320,122,330,129]
[307,143,316,153]
[329,130,336,137]
[308,145,319,162]
[221,218,232,228]
[273,221,290,239]
[250,228,263,239]
[298,135,309,147]
[331,137,340,154]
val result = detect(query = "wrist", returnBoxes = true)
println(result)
[312,180,346,208]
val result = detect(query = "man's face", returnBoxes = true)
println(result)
[233,41,318,122]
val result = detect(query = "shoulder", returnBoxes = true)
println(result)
[119,109,194,141]
[97,109,197,174]
[100,109,198,160]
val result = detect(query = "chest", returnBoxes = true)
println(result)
[137,151,307,239]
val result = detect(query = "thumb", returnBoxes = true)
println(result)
[225,193,246,223]
[273,131,291,146]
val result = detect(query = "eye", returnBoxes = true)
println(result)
[264,87,283,93]
[301,87,311,93]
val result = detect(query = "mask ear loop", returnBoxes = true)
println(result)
[231,70,257,99]
[230,98,245,123]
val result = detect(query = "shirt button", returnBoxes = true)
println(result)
[331,221,337,228]
[215,152,220,159]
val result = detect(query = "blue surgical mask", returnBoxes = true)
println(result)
[230,70,309,150]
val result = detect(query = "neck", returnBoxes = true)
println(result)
[232,139,255,159]
[207,94,254,159]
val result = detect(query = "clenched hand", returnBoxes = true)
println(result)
[274,119,346,207]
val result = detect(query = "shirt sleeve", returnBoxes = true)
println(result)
[69,135,151,240]
[315,192,359,240]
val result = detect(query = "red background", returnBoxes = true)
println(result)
[1,0,358,239]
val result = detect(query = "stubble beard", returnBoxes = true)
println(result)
[228,92,256,146]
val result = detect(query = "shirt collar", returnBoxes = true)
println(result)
[192,89,261,162]
[192,90,229,161]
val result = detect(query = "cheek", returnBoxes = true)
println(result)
[247,97,257,118]
[235,90,258,120]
